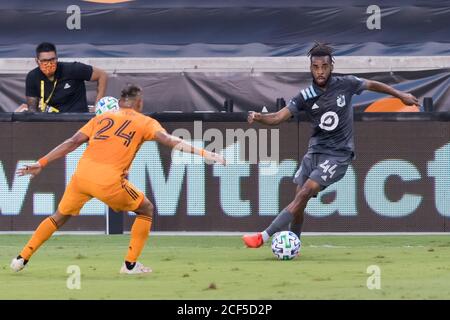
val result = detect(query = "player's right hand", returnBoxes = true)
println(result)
[247,111,261,124]
[16,162,43,178]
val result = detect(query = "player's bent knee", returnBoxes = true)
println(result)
[52,212,71,228]
[147,201,154,217]
[136,198,154,218]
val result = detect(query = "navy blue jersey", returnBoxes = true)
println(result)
[287,75,366,157]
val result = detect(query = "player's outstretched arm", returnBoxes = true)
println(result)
[153,130,226,165]
[16,132,89,178]
[248,106,292,125]
[365,80,419,106]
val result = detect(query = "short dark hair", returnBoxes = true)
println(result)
[307,41,334,63]
[36,42,57,57]
[121,84,142,99]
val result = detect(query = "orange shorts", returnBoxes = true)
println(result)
[58,175,145,216]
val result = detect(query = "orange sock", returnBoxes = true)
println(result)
[20,217,58,260]
[125,215,152,263]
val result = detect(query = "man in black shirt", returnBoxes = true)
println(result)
[17,42,108,113]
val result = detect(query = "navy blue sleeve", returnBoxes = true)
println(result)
[287,92,306,116]
[65,62,93,81]
[346,75,366,95]
[25,71,39,98]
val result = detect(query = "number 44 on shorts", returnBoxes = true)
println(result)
[319,160,337,181]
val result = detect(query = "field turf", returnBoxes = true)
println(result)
[1,234,449,300]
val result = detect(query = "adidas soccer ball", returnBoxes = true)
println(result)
[95,96,119,115]
[271,231,301,260]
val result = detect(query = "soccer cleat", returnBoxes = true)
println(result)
[119,261,152,275]
[10,256,27,272]
[242,233,264,248]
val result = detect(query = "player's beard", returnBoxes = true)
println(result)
[312,73,331,88]
[39,61,57,78]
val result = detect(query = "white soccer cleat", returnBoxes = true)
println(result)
[119,261,152,275]
[10,257,26,272]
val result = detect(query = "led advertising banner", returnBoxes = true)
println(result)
[0,120,449,232]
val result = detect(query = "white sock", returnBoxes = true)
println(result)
[261,231,270,242]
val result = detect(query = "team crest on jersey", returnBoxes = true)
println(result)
[336,94,346,107]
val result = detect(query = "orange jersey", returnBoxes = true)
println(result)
[76,108,165,185]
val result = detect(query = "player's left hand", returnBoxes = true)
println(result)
[16,162,43,178]
[205,151,226,166]
[399,92,419,106]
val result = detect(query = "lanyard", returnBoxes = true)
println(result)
[40,79,59,112]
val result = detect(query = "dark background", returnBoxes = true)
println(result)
[0,1,448,57]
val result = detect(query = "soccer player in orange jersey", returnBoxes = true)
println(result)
[12,84,225,274]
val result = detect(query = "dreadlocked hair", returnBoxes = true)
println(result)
[307,42,335,63]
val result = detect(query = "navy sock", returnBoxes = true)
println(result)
[264,209,294,237]
[289,221,303,238]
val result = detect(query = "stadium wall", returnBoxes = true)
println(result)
[1,67,450,112]
[0,113,449,232]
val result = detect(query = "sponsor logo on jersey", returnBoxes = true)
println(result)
[319,111,339,131]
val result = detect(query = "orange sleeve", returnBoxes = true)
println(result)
[78,117,96,138]
[143,117,166,141]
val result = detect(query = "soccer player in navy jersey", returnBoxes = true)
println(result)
[243,42,419,248]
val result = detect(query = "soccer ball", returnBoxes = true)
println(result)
[271,231,301,260]
[95,96,119,115]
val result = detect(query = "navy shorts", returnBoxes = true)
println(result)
[293,153,352,191]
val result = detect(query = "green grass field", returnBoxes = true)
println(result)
[1,234,449,300]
